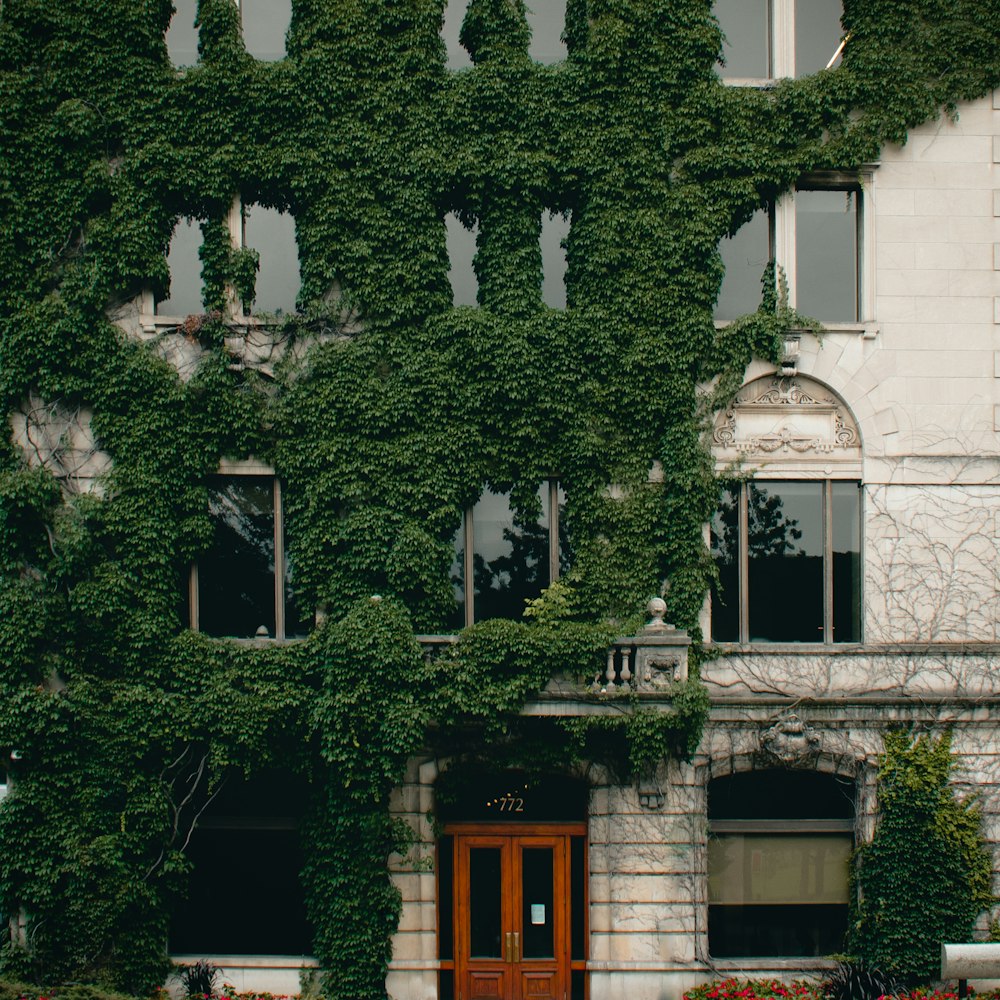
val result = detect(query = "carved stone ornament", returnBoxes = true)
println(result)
[759,714,821,765]
[713,375,860,458]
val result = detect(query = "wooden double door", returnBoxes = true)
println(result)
[451,825,583,1000]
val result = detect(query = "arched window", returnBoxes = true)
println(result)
[708,768,854,957]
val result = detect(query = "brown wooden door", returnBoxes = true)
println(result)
[454,830,570,1000]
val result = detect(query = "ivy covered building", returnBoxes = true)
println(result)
[2,1,1000,1000]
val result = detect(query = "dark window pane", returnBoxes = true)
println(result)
[283,548,311,638]
[716,210,769,320]
[527,0,566,63]
[557,484,573,576]
[795,0,843,77]
[165,0,199,67]
[715,0,769,79]
[709,903,847,956]
[710,770,855,820]
[570,836,585,961]
[522,847,555,959]
[796,189,858,322]
[445,213,478,307]
[243,205,300,315]
[747,481,823,641]
[541,211,569,309]
[439,970,455,1000]
[200,478,276,638]
[240,0,290,61]
[158,218,202,316]
[710,485,740,642]
[832,481,861,642]
[469,848,503,958]
[438,836,454,960]
[472,487,550,621]
[571,970,586,1000]
[442,0,473,69]
[449,518,466,630]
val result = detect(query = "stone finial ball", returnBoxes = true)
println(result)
[648,597,667,620]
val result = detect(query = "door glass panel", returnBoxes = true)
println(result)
[469,847,503,958]
[521,847,555,959]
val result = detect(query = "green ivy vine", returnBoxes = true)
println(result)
[1,0,999,996]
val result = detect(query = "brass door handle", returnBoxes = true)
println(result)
[506,931,512,962]
[513,931,520,963]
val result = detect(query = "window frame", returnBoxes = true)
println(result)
[188,460,301,640]
[455,480,564,629]
[710,477,862,645]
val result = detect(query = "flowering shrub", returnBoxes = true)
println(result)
[685,979,825,1000]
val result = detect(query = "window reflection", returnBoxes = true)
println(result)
[715,0,769,79]
[715,209,770,320]
[526,0,567,63]
[239,0,291,61]
[165,0,199,67]
[795,0,843,76]
[540,210,569,309]
[157,218,202,316]
[450,482,570,628]
[445,212,479,307]
[795,188,858,322]
[242,204,300,315]
[711,480,861,643]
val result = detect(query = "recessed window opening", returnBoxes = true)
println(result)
[441,0,473,69]
[445,212,479,307]
[190,473,310,640]
[238,0,291,61]
[708,769,854,958]
[169,769,312,956]
[715,207,772,321]
[450,482,570,628]
[795,0,844,76]
[540,210,569,309]
[711,479,861,643]
[715,0,770,79]
[165,0,199,67]
[795,186,859,322]
[157,217,203,316]
[241,204,300,315]
[526,0,567,63]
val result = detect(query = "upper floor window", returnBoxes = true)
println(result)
[715,207,772,321]
[715,0,844,81]
[442,0,473,69]
[708,768,854,957]
[794,186,859,323]
[165,0,199,67]
[238,0,291,61]
[445,212,479,307]
[540,210,569,309]
[241,203,300,315]
[189,468,309,639]
[156,217,203,317]
[711,478,861,643]
[450,482,570,628]
[526,0,567,63]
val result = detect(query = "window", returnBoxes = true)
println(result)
[170,770,312,956]
[526,0,567,63]
[156,217,202,316]
[708,769,854,958]
[711,479,861,643]
[540,210,569,309]
[441,0,473,69]
[449,482,570,628]
[445,212,479,306]
[165,0,198,67]
[238,0,291,62]
[241,203,300,315]
[189,469,309,639]
[715,0,844,81]
[715,207,772,321]
[794,186,859,323]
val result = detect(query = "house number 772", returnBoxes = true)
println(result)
[498,795,524,812]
